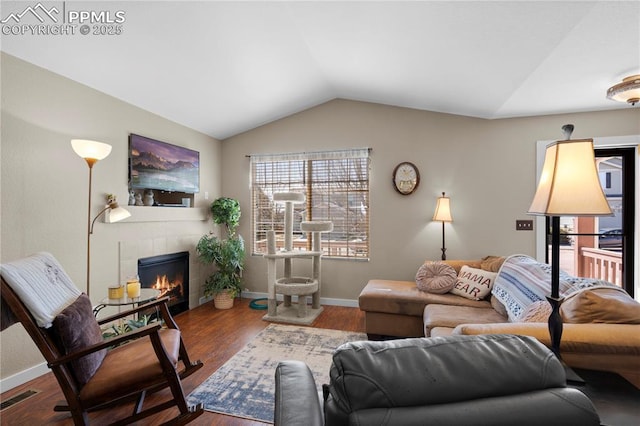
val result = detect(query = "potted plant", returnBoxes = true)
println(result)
[196,197,245,309]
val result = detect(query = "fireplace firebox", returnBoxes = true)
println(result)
[138,251,189,315]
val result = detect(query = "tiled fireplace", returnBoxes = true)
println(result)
[138,251,189,315]
[119,236,202,312]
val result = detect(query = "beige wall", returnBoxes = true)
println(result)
[222,99,640,301]
[2,52,639,385]
[1,54,221,381]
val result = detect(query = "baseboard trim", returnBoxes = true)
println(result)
[239,291,359,308]
[0,362,49,393]
[198,295,213,305]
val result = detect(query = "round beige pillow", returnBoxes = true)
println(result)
[415,261,457,294]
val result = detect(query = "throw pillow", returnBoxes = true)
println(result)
[520,300,552,322]
[415,261,457,294]
[450,265,497,301]
[480,255,506,272]
[52,293,106,387]
[561,287,640,324]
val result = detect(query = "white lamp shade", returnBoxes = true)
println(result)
[528,139,612,216]
[105,205,131,223]
[433,194,453,222]
[71,139,112,161]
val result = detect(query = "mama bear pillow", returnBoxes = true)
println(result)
[450,265,497,300]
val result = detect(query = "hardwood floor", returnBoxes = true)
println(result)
[0,300,365,425]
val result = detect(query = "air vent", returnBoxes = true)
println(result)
[0,389,39,411]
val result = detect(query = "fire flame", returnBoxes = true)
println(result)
[152,274,184,298]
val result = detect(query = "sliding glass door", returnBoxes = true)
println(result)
[545,147,635,296]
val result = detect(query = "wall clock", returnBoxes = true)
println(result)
[392,162,420,195]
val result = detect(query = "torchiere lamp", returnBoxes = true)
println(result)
[433,192,453,260]
[72,139,130,297]
[528,127,611,371]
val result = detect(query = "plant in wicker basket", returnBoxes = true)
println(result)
[197,197,245,307]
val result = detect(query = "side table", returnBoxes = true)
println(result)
[93,288,161,316]
[570,368,640,426]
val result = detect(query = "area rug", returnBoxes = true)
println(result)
[186,324,366,424]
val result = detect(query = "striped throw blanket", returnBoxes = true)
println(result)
[492,254,616,322]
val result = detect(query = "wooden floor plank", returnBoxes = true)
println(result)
[0,299,365,425]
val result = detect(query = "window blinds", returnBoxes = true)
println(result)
[250,148,370,259]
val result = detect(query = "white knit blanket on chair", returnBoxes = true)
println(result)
[1,252,81,328]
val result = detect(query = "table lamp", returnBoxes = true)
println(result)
[433,192,453,260]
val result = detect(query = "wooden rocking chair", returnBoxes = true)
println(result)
[0,252,204,425]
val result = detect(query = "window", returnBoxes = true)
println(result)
[250,148,370,259]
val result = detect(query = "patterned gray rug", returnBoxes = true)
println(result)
[186,324,366,424]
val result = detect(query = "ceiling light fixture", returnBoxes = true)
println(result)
[606,74,640,105]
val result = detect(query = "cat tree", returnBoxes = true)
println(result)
[263,192,333,325]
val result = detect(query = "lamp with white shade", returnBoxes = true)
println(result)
[72,139,130,297]
[432,192,453,261]
[528,129,612,368]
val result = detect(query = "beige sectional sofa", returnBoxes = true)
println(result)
[358,256,640,387]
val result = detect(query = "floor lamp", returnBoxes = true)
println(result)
[528,135,611,373]
[72,139,130,297]
[433,192,453,260]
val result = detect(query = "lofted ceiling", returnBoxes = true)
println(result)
[1,1,639,140]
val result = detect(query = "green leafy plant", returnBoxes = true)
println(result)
[101,315,153,340]
[209,197,241,235]
[197,197,245,298]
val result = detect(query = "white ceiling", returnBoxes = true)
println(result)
[2,1,639,140]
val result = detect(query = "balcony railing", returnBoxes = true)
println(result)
[578,247,623,287]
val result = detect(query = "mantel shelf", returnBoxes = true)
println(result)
[106,206,208,223]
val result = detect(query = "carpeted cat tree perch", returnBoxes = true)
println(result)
[263,192,332,325]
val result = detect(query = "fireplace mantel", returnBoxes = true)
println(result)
[107,206,208,223]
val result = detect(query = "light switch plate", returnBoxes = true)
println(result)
[516,220,533,231]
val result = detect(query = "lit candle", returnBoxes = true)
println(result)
[108,285,124,299]
[127,279,141,298]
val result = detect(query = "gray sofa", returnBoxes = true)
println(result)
[274,334,599,426]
